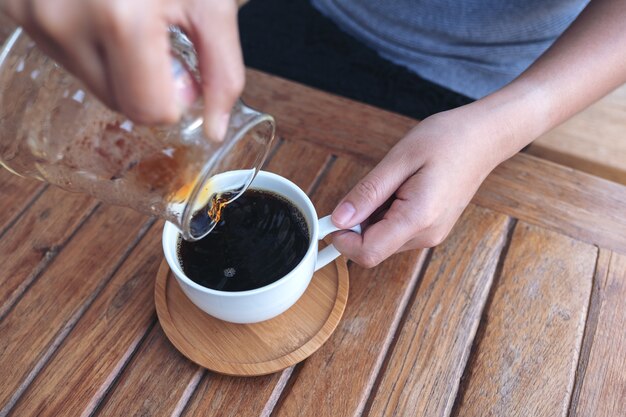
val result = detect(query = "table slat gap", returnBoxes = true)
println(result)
[567,249,611,417]
[170,368,206,417]
[0,183,47,240]
[263,136,286,167]
[451,218,518,417]
[87,318,160,417]
[259,367,296,417]
[361,247,434,417]
[266,365,305,417]
[572,251,626,416]
[305,154,336,197]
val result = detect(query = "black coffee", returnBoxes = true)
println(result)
[177,189,310,291]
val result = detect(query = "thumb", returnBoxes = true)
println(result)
[331,151,418,228]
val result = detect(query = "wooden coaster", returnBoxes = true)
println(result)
[155,257,349,376]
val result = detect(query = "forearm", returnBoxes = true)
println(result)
[467,0,626,165]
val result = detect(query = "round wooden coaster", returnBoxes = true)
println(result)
[155,257,349,376]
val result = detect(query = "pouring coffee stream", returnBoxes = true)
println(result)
[189,190,238,239]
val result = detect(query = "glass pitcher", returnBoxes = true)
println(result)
[0,28,275,241]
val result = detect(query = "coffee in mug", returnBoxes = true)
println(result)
[177,189,310,291]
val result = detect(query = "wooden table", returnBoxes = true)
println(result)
[1,68,626,417]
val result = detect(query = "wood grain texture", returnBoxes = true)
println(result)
[156,257,348,375]
[0,168,45,235]
[95,324,201,417]
[0,187,97,318]
[183,369,294,417]
[528,84,626,185]
[91,323,202,416]
[243,70,413,163]
[367,205,510,417]
[0,205,149,413]
[270,157,428,417]
[263,139,332,193]
[453,222,597,417]
[9,223,163,417]
[574,252,626,417]
[244,70,626,254]
[567,249,611,417]
[0,62,622,417]
[473,155,626,255]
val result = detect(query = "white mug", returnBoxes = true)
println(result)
[162,170,361,323]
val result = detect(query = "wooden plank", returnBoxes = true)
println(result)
[183,370,294,417]
[453,222,597,417]
[267,157,427,417]
[263,139,332,193]
[474,155,626,255]
[0,169,45,236]
[95,324,202,417]
[567,249,611,417]
[244,70,413,163]
[92,139,331,417]
[574,251,626,416]
[10,224,166,417]
[244,70,626,255]
[366,205,510,417]
[0,204,149,414]
[0,187,97,318]
[528,84,626,185]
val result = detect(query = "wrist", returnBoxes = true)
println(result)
[458,79,553,165]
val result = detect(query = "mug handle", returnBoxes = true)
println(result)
[315,215,362,270]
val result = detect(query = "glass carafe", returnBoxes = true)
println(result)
[0,28,275,241]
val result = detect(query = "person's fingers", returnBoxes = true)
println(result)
[43,36,111,107]
[331,143,423,229]
[62,41,111,106]
[332,198,419,268]
[185,0,244,141]
[332,172,423,266]
[15,0,111,105]
[332,170,452,267]
[1,0,29,23]
[95,1,180,124]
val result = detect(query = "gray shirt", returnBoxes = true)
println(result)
[311,0,589,98]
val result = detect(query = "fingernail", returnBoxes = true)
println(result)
[332,202,356,227]
[208,112,230,142]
